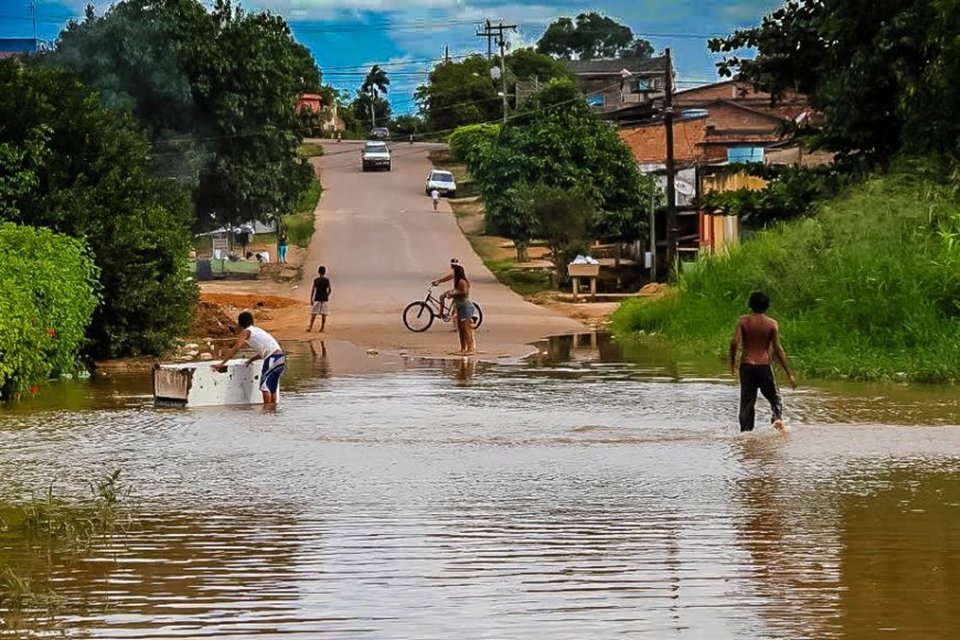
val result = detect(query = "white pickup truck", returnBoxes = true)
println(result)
[361,141,391,172]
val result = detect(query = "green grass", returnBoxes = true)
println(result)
[298,142,325,158]
[466,235,553,297]
[282,173,322,247]
[612,168,960,383]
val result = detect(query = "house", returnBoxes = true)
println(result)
[564,56,668,113]
[297,93,344,134]
[617,81,830,268]
[0,37,43,59]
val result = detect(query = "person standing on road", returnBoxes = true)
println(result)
[729,290,797,432]
[277,229,289,264]
[213,311,285,406]
[309,265,332,332]
[450,262,476,356]
[431,188,440,211]
[432,258,464,322]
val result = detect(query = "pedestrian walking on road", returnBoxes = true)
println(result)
[729,290,796,432]
[309,265,332,332]
[277,229,289,264]
[431,188,440,211]
[213,312,285,406]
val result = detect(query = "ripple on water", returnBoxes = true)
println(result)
[1,349,960,638]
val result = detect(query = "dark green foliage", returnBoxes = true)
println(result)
[447,123,500,166]
[391,115,425,137]
[416,55,501,134]
[515,185,595,281]
[472,80,650,248]
[506,47,574,84]
[0,61,197,360]
[613,170,960,382]
[0,224,99,401]
[536,12,654,60]
[709,0,960,163]
[51,0,318,228]
[700,164,853,228]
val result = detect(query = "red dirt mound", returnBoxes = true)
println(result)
[199,293,298,309]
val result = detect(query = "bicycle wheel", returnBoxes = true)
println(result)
[403,301,435,332]
[470,302,483,329]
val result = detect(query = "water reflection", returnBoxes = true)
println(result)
[1,332,960,637]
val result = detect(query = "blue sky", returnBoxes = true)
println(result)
[0,0,781,114]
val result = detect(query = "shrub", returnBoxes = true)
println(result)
[0,61,197,360]
[447,123,500,170]
[0,224,99,401]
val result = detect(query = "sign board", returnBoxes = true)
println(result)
[212,235,229,252]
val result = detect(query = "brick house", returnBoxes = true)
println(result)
[617,81,829,265]
[564,56,668,113]
[297,93,344,134]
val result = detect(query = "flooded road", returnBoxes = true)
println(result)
[2,334,960,638]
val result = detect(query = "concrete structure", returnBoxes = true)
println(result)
[153,359,267,407]
[565,56,668,113]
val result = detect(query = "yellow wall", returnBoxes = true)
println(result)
[700,172,768,253]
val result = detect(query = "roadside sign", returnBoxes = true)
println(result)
[212,235,229,257]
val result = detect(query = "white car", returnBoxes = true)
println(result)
[362,141,391,172]
[425,170,457,198]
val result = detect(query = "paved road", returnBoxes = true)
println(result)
[300,139,583,359]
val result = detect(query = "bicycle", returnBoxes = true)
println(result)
[403,286,483,332]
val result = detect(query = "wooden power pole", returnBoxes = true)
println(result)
[663,48,678,277]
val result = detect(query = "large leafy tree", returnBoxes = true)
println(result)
[536,12,654,60]
[51,0,318,228]
[472,80,650,253]
[416,55,501,134]
[709,0,960,162]
[0,60,196,360]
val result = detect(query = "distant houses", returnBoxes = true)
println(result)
[0,37,44,59]
[563,56,668,113]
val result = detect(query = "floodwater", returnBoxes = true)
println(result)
[2,333,960,639]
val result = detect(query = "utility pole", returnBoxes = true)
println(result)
[477,21,517,123]
[370,100,376,128]
[30,0,37,42]
[663,47,678,278]
[499,35,508,124]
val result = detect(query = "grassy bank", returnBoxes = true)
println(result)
[612,170,960,382]
[282,174,322,246]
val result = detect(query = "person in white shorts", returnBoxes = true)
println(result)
[213,311,285,405]
[309,265,332,332]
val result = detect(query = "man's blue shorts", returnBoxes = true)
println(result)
[260,353,285,394]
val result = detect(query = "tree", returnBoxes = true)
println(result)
[350,91,392,132]
[536,12,653,60]
[416,55,501,134]
[0,223,99,402]
[51,0,318,228]
[447,123,500,167]
[391,114,425,138]
[708,0,960,162]
[515,185,595,281]
[361,64,390,99]
[472,80,650,254]
[0,60,197,360]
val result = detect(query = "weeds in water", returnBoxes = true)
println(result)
[613,171,960,382]
[1,470,133,627]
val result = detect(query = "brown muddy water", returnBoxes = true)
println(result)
[2,333,960,639]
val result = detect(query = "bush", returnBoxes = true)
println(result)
[0,224,99,401]
[613,170,960,382]
[0,61,197,360]
[447,123,500,169]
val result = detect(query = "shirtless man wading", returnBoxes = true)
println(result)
[729,291,797,432]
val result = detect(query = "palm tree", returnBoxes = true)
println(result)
[361,65,390,99]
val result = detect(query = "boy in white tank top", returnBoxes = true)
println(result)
[213,311,285,405]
